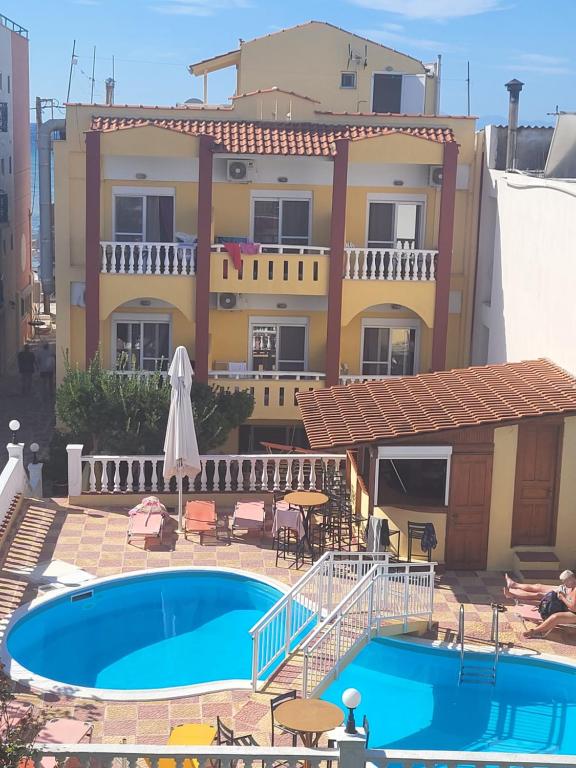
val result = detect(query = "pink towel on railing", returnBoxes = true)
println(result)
[272,505,305,539]
[223,242,242,271]
[240,242,260,255]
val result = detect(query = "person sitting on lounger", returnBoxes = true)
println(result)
[503,570,576,603]
[524,580,576,638]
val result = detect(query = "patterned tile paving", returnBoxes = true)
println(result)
[1,497,576,748]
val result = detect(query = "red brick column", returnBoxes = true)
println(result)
[325,139,349,387]
[85,130,101,365]
[194,134,214,383]
[431,140,459,371]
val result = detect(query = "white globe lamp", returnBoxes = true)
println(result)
[9,419,20,443]
[342,687,362,734]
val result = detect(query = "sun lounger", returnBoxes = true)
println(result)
[127,510,165,546]
[514,603,541,624]
[157,723,217,768]
[232,500,266,537]
[184,500,218,542]
[34,718,93,768]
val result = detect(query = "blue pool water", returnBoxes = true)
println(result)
[7,569,284,691]
[322,638,576,754]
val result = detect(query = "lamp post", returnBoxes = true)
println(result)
[8,419,20,444]
[342,688,362,735]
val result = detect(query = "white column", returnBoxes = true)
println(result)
[66,444,84,497]
[333,728,367,768]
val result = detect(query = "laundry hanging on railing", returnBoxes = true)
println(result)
[222,241,261,271]
[421,522,437,552]
[366,516,390,552]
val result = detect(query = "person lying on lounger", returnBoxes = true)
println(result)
[503,570,576,603]
[524,582,576,638]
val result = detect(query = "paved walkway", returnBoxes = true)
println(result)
[0,338,56,467]
[1,497,576,748]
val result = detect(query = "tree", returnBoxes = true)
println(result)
[0,664,39,768]
[56,354,254,454]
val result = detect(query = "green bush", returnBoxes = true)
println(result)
[0,664,39,767]
[55,353,254,454]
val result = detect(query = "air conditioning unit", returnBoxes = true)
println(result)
[218,292,240,310]
[429,165,444,187]
[226,159,254,182]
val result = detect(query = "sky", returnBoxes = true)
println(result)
[3,0,575,126]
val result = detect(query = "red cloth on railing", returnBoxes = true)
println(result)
[223,242,242,271]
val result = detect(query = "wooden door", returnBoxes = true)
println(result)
[445,454,493,570]
[511,424,561,546]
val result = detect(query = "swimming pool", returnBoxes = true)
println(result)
[3,568,287,700]
[322,637,576,754]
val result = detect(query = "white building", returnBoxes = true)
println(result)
[472,118,576,375]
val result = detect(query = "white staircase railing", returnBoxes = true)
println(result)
[67,446,345,496]
[0,444,29,525]
[302,561,436,698]
[249,551,391,689]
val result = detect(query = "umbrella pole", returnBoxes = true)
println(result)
[178,472,183,533]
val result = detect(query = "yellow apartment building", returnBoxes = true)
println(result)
[54,21,480,452]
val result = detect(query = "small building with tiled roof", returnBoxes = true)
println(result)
[297,359,576,574]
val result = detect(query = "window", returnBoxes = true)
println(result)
[250,318,307,372]
[8,156,11,174]
[113,190,174,242]
[367,200,423,248]
[112,315,171,371]
[375,446,452,507]
[252,197,310,246]
[361,324,417,376]
[372,73,402,113]
[0,158,4,175]
[0,192,7,223]
[340,72,357,89]
[7,75,10,94]
[0,103,7,132]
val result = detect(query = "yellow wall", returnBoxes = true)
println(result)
[554,416,576,569]
[375,505,447,563]
[486,425,518,570]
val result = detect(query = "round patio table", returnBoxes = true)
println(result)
[274,699,343,761]
[284,490,329,558]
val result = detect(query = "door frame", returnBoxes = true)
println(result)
[510,420,563,548]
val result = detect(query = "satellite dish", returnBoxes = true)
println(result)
[185,97,204,104]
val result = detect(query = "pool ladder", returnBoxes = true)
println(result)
[458,603,500,685]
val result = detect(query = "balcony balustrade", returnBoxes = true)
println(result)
[344,244,438,281]
[100,242,196,275]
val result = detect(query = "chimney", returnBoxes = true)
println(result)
[505,78,524,170]
[105,77,115,106]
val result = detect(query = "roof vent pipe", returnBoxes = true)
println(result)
[105,78,115,106]
[505,78,524,170]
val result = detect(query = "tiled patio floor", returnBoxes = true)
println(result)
[2,497,576,747]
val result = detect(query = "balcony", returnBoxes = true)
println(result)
[100,242,196,276]
[208,371,326,420]
[210,244,329,295]
[344,244,438,281]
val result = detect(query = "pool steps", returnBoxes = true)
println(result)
[458,603,500,686]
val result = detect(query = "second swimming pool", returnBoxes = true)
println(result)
[322,637,576,754]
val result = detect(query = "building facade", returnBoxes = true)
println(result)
[472,120,576,375]
[0,14,32,374]
[54,21,480,451]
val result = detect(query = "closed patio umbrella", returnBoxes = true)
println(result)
[163,346,201,532]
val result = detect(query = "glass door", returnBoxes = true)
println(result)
[367,202,422,248]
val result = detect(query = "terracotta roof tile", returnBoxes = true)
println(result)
[296,360,576,450]
[90,117,454,155]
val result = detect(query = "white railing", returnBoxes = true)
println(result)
[209,370,326,381]
[249,552,390,689]
[212,243,330,255]
[344,246,438,281]
[302,561,436,697]
[0,444,28,526]
[30,742,576,768]
[67,446,345,496]
[339,374,391,384]
[100,242,196,275]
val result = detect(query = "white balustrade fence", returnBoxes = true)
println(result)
[344,246,438,281]
[211,243,330,255]
[67,446,345,496]
[209,371,326,381]
[0,443,28,526]
[302,561,436,698]
[100,242,196,275]
[249,552,390,689]
[29,739,576,768]
[339,374,390,384]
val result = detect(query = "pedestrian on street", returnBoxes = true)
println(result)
[36,342,56,401]
[17,344,36,396]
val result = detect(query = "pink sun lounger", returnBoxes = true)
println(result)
[34,718,93,768]
[127,510,165,546]
[232,500,266,537]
